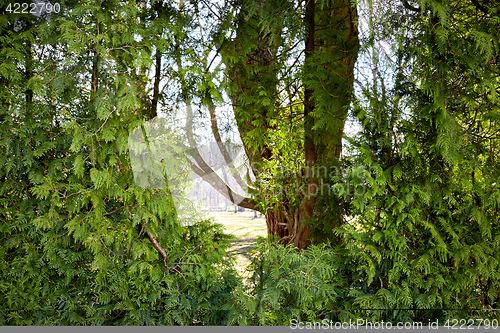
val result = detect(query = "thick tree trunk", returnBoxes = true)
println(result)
[298,0,359,248]
[264,201,316,249]
[220,0,359,249]
[265,0,359,249]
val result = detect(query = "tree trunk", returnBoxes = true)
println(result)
[297,0,359,248]
[267,0,359,249]
[220,0,359,249]
[266,205,311,249]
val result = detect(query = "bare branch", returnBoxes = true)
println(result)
[207,103,250,190]
[146,225,169,266]
[151,49,161,118]
[185,156,257,210]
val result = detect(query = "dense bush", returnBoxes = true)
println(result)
[2,220,499,325]
[0,216,241,325]
[0,1,236,325]
[227,241,355,325]
[229,231,500,325]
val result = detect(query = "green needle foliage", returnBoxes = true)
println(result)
[0,0,239,325]
[335,0,500,321]
[1,0,499,326]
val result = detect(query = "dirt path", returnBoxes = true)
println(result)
[207,211,267,278]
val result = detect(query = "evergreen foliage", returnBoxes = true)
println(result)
[336,0,500,320]
[1,0,499,326]
[0,0,239,325]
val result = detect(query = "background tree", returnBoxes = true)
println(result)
[167,0,361,249]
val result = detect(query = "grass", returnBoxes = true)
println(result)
[208,211,267,279]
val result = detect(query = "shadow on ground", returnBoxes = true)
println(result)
[227,238,258,260]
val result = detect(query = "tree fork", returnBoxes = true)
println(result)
[218,0,359,249]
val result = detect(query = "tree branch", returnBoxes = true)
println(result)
[185,155,257,210]
[207,102,252,191]
[401,0,421,13]
[151,49,161,118]
[146,224,169,266]
[470,0,488,14]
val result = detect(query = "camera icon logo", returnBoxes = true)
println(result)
[128,107,248,225]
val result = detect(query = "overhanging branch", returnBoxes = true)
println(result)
[207,102,254,191]
[184,153,257,210]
